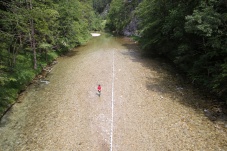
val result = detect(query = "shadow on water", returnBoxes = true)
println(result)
[121,42,227,125]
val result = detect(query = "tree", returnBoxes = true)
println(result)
[136,0,227,101]
[185,0,227,98]
[107,0,141,34]
[93,0,111,13]
[0,0,103,115]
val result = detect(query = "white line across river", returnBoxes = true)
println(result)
[110,50,115,151]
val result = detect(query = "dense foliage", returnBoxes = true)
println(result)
[93,0,111,14]
[106,0,141,33]
[106,0,227,101]
[136,0,227,101]
[0,0,102,115]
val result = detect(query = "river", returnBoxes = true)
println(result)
[0,33,227,150]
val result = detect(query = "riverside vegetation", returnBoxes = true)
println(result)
[107,0,227,104]
[0,0,104,116]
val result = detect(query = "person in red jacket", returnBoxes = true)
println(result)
[97,84,101,96]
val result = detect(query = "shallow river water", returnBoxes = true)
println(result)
[0,33,227,150]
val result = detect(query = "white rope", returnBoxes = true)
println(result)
[110,50,115,151]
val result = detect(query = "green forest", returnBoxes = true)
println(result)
[0,0,103,115]
[1,0,227,116]
[107,0,227,102]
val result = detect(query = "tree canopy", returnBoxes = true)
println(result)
[0,0,102,115]
[106,0,227,101]
[136,0,227,101]
[106,0,141,33]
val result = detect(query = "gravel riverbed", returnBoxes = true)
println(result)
[0,34,227,151]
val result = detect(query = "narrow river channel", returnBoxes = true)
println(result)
[0,33,227,150]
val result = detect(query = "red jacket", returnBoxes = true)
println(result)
[97,85,101,91]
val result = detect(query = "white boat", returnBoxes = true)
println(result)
[90,33,101,37]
